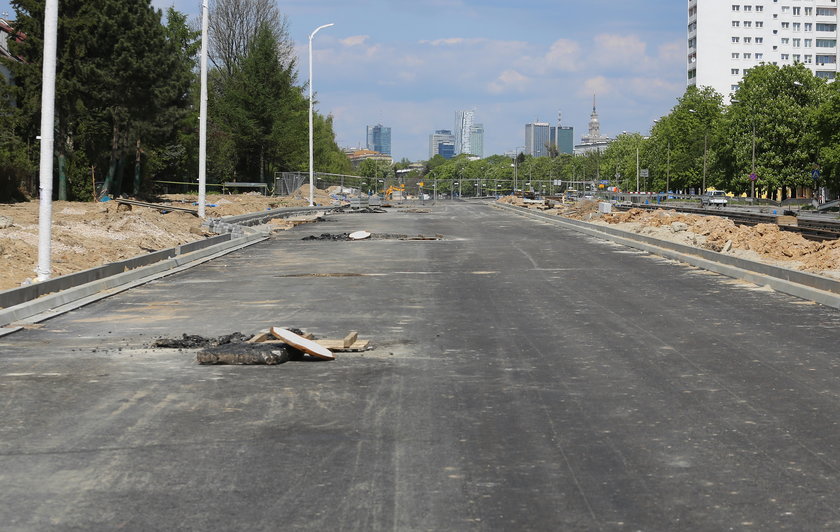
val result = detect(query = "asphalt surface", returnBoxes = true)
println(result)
[1,201,839,531]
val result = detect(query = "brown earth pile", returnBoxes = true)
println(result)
[0,192,318,291]
[501,199,840,278]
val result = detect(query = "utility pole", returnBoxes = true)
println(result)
[702,133,708,193]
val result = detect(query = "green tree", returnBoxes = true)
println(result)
[717,63,824,200]
[646,85,724,194]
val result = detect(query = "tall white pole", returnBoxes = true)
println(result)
[35,0,59,282]
[197,1,209,219]
[308,23,334,207]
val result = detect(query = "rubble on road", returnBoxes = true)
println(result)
[150,327,369,365]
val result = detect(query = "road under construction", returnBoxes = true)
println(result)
[1,200,839,530]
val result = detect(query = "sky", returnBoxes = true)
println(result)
[0,0,688,162]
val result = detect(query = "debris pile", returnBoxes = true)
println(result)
[151,328,369,365]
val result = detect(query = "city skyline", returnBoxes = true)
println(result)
[0,0,687,161]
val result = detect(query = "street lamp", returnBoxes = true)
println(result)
[308,23,334,207]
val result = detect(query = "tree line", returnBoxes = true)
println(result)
[420,63,839,201]
[0,0,351,202]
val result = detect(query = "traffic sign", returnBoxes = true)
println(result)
[640,169,649,178]
[749,172,757,181]
[812,169,820,180]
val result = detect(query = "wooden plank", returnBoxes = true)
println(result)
[270,327,335,360]
[247,331,273,343]
[318,339,370,352]
[343,331,358,348]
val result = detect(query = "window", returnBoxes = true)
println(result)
[733,36,741,43]
[805,23,812,32]
[756,53,764,60]
[816,55,837,64]
[793,7,801,16]
[793,23,801,32]
[744,5,752,11]
[805,7,813,16]
[805,39,812,47]
[744,52,752,59]
[732,4,740,11]
[732,52,741,59]
[816,71,836,80]
[782,6,790,14]
[793,54,801,61]
[733,20,741,27]
[732,68,740,74]
[744,21,752,28]
[689,37,697,48]
[688,69,697,79]
[805,54,813,63]
[817,39,837,47]
[816,23,837,32]
[756,5,763,12]
[745,37,752,43]
[817,8,837,17]
[782,38,790,44]
[782,22,790,29]
[793,38,801,47]
[757,21,764,28]
[732,84,740,91]
[756,37,764,44]
[781,53,790,60]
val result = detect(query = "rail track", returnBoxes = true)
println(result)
[615,203,840,242]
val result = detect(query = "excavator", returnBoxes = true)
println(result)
[384,184,405,200]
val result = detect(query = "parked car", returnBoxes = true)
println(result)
[701,190,728,207]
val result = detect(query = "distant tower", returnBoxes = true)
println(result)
[588,94,601,140]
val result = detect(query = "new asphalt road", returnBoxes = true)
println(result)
[1,201,839,530]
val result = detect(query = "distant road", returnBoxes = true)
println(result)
[1,202,839,530]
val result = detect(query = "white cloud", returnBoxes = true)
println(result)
[340,35,370,47]
[488,69,531,94]
[580,76,612,98]
[543,39,581,72]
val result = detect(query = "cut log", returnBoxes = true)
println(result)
[343,331,358,348]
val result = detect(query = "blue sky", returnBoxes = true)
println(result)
[1,0,688,161]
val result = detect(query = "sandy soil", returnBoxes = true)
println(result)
[498,196,840,281]
[0,186,339,292]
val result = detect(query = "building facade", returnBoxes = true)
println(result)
[366,124,391,156]
[429,130,456,159]
[525,122,552,157]
[469,123,484,158]
[454,110,475,155]
[688,0,840,99]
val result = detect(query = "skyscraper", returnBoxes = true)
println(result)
[469,123,484,158]
[688,0,839,99]
[454,110,475,155]
[525,122,552,157]
[366,124,392,156]
[429,130,456,159]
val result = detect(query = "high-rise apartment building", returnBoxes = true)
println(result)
[688,0,839,99]
[454,110,475,155]
[366,124,392,156]
[429,130,456,159]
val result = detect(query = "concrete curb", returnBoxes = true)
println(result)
[206,206,339,234]
[494,203,840,310]
[0,232,268,329]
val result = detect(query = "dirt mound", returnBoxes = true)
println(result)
[0,193,314,291]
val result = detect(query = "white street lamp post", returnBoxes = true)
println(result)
[197,0,209,219]
[308,23,334,207]
[35,0,59,282]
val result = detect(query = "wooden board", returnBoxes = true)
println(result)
[270,327,335,360]
[317,339,370,352]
